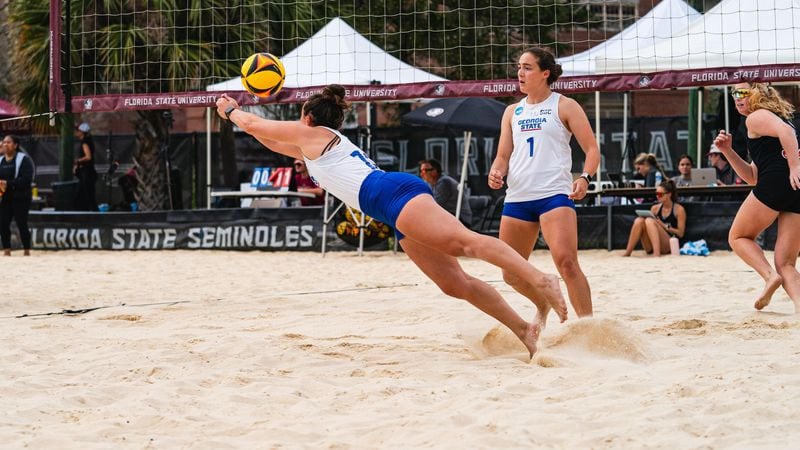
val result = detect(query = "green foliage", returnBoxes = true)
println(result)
[7,0,51,129]
[71,0,321,96]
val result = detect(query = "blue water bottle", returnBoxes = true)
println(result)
[655,170,662,185]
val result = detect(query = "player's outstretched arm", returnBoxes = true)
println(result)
[215,94,308,154]
[253,136,302,160]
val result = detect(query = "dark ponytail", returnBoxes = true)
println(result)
[522,47,563,84]
[660,179,678,203]
[303,84,349,129]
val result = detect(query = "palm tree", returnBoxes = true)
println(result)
[7,0,322,210]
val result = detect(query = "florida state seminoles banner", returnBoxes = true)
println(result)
[28,208,323,251]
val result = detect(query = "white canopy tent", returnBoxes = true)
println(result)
[207,17,446,91]
[595,0,800,73]
[556,0,701,179]
[594,0,800,167]
[207,17,446,255]
[558,0,700,76]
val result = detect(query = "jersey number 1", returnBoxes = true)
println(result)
[527,136,535,157]
[350,150,378,170]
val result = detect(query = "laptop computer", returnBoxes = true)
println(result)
[690,168,717,186]
[635,209,656,219]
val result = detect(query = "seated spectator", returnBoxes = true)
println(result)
[118,166,139,211]
[418,159,472,226]
[671,154,699,202]
[671,154,694,187]
[623,179,686,257]
[291,159,325,206]
[633,152,666,187]
[707,144,741,185]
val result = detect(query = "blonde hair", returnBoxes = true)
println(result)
[747,83,794,120]
[633,152,650,166]
[633,152,667,180]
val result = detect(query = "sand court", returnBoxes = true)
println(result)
[3,249,800,448]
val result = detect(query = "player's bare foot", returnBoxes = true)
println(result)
[518,321,542,359]
[534,304,551,330]
[754,273,782,310]
[537,274,567,322]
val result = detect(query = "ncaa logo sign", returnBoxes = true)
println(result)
[426,107,445,117]
[514,106,524,115]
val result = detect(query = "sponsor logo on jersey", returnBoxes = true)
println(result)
[517,117,547,131]
[539,108,552,115]
[514,106,524,116]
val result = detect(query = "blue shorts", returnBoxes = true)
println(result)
[358,171,432,240]
[502,194,575,222]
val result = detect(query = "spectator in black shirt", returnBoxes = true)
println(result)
[0,135,34,256]
[74,122,98,211]
[419,158,472,227]
[708,144,741,185]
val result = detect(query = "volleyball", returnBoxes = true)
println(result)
[240,52,286,97]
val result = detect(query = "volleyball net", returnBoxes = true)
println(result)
[49,0,800,113]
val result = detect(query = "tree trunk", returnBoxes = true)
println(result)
[134,110,170,211]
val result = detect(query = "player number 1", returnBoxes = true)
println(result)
[527,136,535,157]
[350,150,378,170]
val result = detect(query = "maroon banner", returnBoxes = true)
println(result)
[66,63,800,113]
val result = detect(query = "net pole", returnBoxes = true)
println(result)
[59,0,75,182]
[206,108,212,209]
[48,0,63,113]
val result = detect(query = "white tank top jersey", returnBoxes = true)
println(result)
[303,126,381,210]
[505,92,574,202]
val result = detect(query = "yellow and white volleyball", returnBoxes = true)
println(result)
[240,52,286,97]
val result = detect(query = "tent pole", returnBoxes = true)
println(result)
[357,102,374,256]
[723,86,730,132]
[455,130,471,220]
[697,89,704,167]
[321,191,330,257]
[622,92,629,177]
[595,91,601,183]
[206,107,212,209]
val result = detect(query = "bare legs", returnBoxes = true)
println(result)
[540,208,592,317]
[729,194,792,311]
[496,208,592,325]
[773,212,800,312]
[623,217,648,256]
[396,195,568,357]
[624,217,670,256]
[401,238,544,356]
[496,218,551,328]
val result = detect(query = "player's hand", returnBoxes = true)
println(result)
[487,169,505,189]
[714,129,733,153]
[215,94,239,119]
[790,164,800,191]
[569,177,589,200]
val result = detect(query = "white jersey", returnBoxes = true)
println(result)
[505,93,573,202]
[303,127,380,210]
